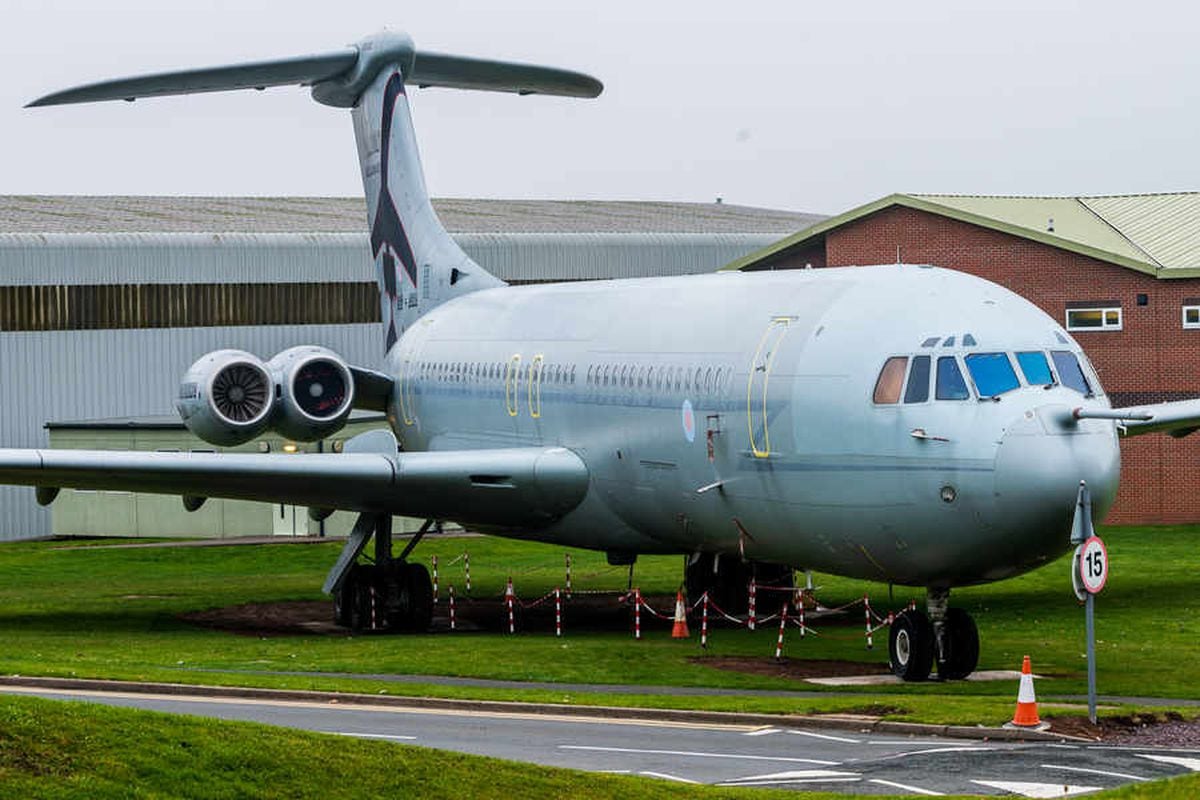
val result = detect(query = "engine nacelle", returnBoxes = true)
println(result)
[177,350,276,447]
[267,346,355,442]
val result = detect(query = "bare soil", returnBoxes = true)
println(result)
[1046,711,1200,745]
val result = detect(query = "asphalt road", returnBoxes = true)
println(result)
[3,686,1198,796]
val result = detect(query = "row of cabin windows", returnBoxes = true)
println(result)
[586,363,732,397]
[874,350,1094,405]
[420,361,578,385]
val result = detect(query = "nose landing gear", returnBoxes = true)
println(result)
[887,587,979,681]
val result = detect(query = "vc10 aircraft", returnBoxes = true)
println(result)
[5,31,1199,681]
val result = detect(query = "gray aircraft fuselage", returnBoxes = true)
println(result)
[384,264,1121,588]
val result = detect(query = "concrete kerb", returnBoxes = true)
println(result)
[0,675,1075,742]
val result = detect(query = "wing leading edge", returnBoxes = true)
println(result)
[0,433,588,528]
[1077,398,1200,438]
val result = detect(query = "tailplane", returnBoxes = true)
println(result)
[28,31,603,349]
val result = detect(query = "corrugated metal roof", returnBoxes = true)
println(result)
[729,191,1200,279]
[0,196,822,235]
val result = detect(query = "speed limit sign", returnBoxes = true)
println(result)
[1077,535,1108,595]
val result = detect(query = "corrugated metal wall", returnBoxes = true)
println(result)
[0,231,781,540]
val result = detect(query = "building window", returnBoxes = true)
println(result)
[1184,305,1200,329]
[1065,306,1122,331]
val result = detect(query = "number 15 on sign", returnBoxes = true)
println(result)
[1072,534,1108,724]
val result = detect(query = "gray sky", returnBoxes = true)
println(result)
[2,0,1198,215]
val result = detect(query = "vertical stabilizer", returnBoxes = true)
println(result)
[26,30,603,350]
[350,38,504,349]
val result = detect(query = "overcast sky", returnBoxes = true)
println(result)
[2,0,1198,215]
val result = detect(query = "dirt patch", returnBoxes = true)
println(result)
[182,601,343,637]
[692,655,891,680]
[1046,711,1200,744]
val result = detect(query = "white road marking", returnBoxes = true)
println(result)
[558,744,838,765]
[743,727,781,737]
[1044,744,1081,750]
[786,729,861,743]
[874,745,996,761]
[1041,763,1147,781]
[717,777,861,786]
[971,779,1102,797]
[720,769,861,783]
[1135,753,1200,771]
[868,777,944,796]
[639,771,698,784]
[323,731,417,741]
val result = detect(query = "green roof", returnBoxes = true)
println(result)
[726,192,1200,279]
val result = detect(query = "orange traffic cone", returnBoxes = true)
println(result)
[671,590,690,638]
[1007,655,1047,730]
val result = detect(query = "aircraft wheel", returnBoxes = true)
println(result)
[936,608,979,680]
[399,562,434,632]
[889,609,934,681]
[348,573,379,633]
[332,569,358,628]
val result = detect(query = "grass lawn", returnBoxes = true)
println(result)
[0,525,1196,728]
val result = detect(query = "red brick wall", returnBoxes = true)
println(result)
[814,205,1200,525]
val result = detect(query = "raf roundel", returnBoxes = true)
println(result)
[681,399,696,443]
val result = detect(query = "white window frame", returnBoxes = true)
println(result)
[1183,305,1200,330]
[1065,306,1122,332]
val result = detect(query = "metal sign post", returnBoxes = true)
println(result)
[1069,481,1108,725]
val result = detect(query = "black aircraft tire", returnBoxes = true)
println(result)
[889,609,934,681]
[333,571,357,629]
[400,562,434,632]
[937,607,980,680]
[348,577,377,633]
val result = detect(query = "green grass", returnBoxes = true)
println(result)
[0,526,1197,729]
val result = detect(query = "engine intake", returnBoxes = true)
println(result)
[177,350,275,446]
[268,346,355,442]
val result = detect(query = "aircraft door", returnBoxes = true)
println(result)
[504,354,522,417]
[747,317,794,458]
[528,354,544,418]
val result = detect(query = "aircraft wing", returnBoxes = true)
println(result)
[1076,398,1200,438]
[0,433,588,528]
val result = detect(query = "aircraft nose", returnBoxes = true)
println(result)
[994,407,1121,535]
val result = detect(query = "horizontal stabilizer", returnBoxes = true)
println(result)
[27,32,602,108]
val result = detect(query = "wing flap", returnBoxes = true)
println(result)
[0,440,588,527]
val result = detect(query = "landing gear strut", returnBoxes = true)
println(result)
[887,587,979,681]
[684,553,793,614]
[328,514,434,633]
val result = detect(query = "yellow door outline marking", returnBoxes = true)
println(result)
[747,317,792,458]
[504,354,522,417]
[528,354,544,418]
[399,359,416,425]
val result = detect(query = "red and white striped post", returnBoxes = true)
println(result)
[505,577,515,634]
[747,577,757,631]
[700,591,709,649]
[555,587,562,637]
[633,588,642,640]
[464,552,472,595]
[799,603,806,637]
[864,595,873,649]
[431,555,439,604]
[564,553,572,598]
[448,585,457,631]
[774,603,788,661]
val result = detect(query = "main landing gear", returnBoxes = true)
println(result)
[684,553,793,614]
[327,513,434,633]
[888,587,979,681]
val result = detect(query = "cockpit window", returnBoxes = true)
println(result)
[1051,350,1091,395]
[904,355,931,403]
[965,353,1020,397]
[935,356,970,400]
[1016,351,1054,385]
[873,356,908,404]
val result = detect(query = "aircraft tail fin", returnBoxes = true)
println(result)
[27,31,603,349]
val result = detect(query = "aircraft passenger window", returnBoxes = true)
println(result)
[1016,352,1054,385]
[965,353,1020,397]
[872,357,908,404]
[1051,351,1091,395]
[904,356,931,403]
[694,367,704,393]
[704,368,713,395]
[587,366,594,384]
[569,365,575,384]
[935,357,970,400]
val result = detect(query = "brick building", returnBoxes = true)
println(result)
[729,192,1200,525]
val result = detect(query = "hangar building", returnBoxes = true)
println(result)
[729,192,1200,525]
[0,195,821,540]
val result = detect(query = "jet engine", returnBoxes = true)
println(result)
[266,346,355,442]
[176,350,275,447]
